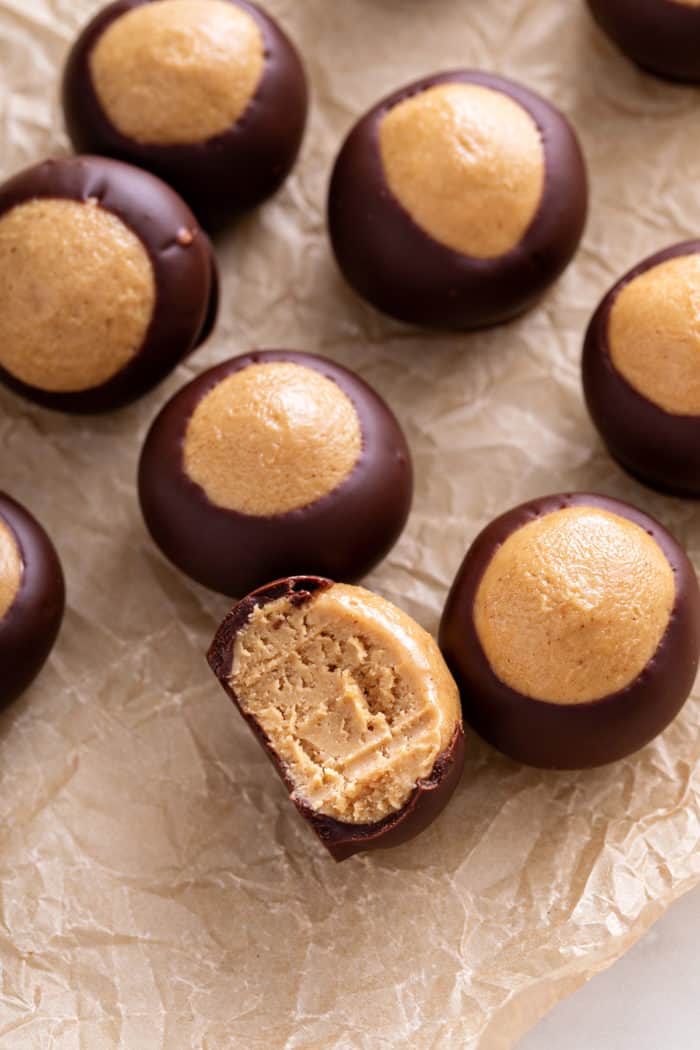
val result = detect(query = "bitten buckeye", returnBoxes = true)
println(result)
[208,576,465,860]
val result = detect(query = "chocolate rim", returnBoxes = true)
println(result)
[137,350,413,597]
[582,240,700,498]
[62,0,308,228]
[439,492,700,769]
[0,492,65,709]
[0,155,218,414]
[327,70,588,330]
[586,0,700,83]
[207,575,466,861]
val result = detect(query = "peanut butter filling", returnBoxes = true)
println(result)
[231,583,461,824]
[474,507,675,704]
[378,83,545,259]
[0,198,155,393]
[183,362,363,517]
[90,0,265,145]
[609,253,700,416]
[0,518,22,620]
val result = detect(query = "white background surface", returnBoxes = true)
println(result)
[520,883,700,1048]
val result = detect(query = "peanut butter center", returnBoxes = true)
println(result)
[0,518,23,620]
[90,0,265,145]
[0,198,155,393]
[231,583,461,824]
[183,362,363,517]
[378,83,545,259]
[609,253,700,416]
[474,507,675,704]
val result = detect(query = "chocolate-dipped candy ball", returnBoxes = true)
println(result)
[583,242,700,497]
[0,493,65,709]
[138,351,413,597]
[0,156,217,414]
[208,576,465,860]
[439,493,700,769]
[328,71,587,330]
[586,0,700,83]
[63,0,308,227]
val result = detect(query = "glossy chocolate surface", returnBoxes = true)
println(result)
[0,155,217,413]
[138,350,413,597]
[62,0,308,228]
[583,241,700,498]
[439,493,700,769]
[0,493,65,709]
[207,576,466,861]
[328,71,587,330]
[586,0,700,83]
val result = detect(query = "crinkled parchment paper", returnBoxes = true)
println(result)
[1,1,700,1047]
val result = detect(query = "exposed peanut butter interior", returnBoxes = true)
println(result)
[609,253,700,416]
[0,198,154,393]
[0,518,23,620]
[183,362,363,517]
[474,507,675,704]
[90,0,265,145]
[231,583,461,824]
[378,83,545,259]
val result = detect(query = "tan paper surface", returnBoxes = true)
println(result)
[2,2,700,1047]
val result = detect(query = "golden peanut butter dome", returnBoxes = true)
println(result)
[231,583,461,824]
[183,362,363,517]
[608,253,700,416]
[0,518,22,620]
[474,506,675,704]
[90,0,265,145]
[0,198,155,393]
[378,83,545,259]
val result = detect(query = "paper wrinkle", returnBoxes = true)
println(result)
[1,1,700,1047]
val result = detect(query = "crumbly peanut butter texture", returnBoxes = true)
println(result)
[378,83,545,259]
[230,583,461,824]
[475,507,675,704]
[90,0,265,145]
[609,253,700,416]
[0,518,22,620]
[183,362,363,517]
[0,198,155,393]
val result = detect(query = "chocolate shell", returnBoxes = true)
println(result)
[0,155,218,414]
[583,241,700,498]
[586,0,700,83]
[328,70,587,330]
[0,493,65,709]
[207,576,466,861]
[62,0,308,228]
[439,493,700,769]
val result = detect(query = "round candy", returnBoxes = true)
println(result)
[583,242,700,497]
[208,576,465,860]
[63,0,308,227]
[138,351,413,596]
[439,493,700,769]
[586,0,700,83]
[0,493,65,709]
[328,71,587,330]
[0,156,218,414]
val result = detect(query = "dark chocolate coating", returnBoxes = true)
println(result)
[0,155,218,414]
[327,71,588,330]
[207,576,466,861]
[138,350,413,597]
[62,0,308,229]
[0,493,65,709]
[586,0,700,83]
[439,493,700,769]
[583,241,700,498]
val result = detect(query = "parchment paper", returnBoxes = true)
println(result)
[1,2,700,1047]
